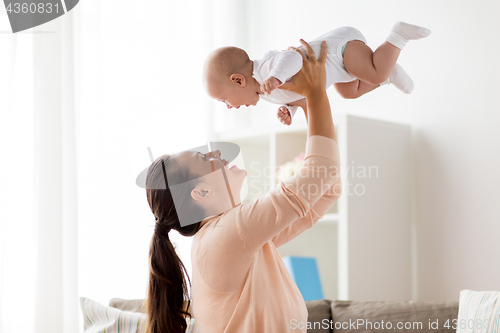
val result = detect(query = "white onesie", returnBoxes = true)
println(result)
[252,26,367,117]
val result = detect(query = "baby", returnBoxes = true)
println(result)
[203,22,431,125]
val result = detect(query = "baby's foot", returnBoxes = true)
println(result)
[381,63,414,94]
[387,22,431,49]
[277,106,292,126]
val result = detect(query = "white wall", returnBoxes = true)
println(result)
[411,1,500,301]
[241,0,500,301]
[72,0,500,305]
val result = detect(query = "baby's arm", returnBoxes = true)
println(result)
[277,98,306,126]
[260,50,303,94]
[261,77,282,94]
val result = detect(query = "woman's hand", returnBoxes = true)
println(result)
[279,40,327,99]
[280,39,335,141]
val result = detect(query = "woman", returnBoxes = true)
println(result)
[145,40,342,333]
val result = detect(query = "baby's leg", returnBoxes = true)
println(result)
[336,64,415,98]
[343,40,400,85]
[343,22,431,86]
[334,80,380,99]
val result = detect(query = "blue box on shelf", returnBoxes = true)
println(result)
[283,255,324,301]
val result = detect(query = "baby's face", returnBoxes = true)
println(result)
[205,77,261,110]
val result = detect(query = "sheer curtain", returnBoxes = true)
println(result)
[0,9,36,333]
[76,0,244,312]
[0,7,78,333]
[0,0,246,331]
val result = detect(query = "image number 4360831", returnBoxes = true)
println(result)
[4,0,80,33]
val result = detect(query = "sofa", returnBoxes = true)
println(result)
[108,298,459,333]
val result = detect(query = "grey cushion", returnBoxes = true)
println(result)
[110,298,192,316]
[110,298,333,332]
[331,300,458,333]
[109,298,147,313]
[306,299,333,333]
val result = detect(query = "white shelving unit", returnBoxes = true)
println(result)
[215,114,412,301]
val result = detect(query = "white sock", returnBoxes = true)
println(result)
[380,63,414,94]
[386,22,431,50]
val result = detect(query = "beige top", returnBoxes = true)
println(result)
[191,135,342,333]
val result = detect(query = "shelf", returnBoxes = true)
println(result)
[318,213,339,225]
[217,121,308,142]
[215,114,413,301]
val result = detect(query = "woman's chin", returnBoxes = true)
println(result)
[229,165,247,175]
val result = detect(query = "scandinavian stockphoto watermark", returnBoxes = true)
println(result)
[3,0,80,33]
[246,160,378,200]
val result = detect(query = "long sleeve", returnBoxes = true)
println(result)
[191,135,340,292]
[253,50,306,106]
[271,172,342,248]
[236,135,340,256]
[267,50,303,85]
[191,136,340,332]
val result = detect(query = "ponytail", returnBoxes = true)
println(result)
[146,224,191,333]
[145,155,205,333]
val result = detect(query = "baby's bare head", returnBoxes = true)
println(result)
[203,46,252,87]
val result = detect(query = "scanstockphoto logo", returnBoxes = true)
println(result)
[4,0,79,33]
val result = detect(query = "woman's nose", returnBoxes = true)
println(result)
[211,150,221,158]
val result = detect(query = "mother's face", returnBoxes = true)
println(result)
[174,149,247,212]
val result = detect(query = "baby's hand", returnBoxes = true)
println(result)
[260,77,282,94]
[277,106,292,126]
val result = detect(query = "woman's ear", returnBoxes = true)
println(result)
[191,187,215,202]
[230,74,247,87]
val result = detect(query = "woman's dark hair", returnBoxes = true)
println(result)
[144,154,206,333]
